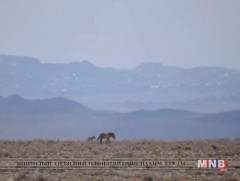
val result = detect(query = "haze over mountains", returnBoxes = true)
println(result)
[0,95,239,140]
[0,55,240,140]
[1,55,240,112]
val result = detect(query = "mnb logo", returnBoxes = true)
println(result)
[197,160,228,171]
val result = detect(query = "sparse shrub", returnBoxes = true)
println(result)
[211,145,217,149]
[88,146,92,150]
[224,152,235,156]
[15,171,28,181]
[227,177,239,181]
[127,152,133,157]
[184,146,191,150]
[194,170,202,175]
[207,153,213,157]
[37,175,48,181]
[93,150,99,155]
[171,146,181,150]
[143,176,153,181]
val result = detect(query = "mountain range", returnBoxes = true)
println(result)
[0,95,239,140]
[1,55,240,112]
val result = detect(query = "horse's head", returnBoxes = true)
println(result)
[109,132,115,139]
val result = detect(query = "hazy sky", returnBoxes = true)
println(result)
[0,0,240,69]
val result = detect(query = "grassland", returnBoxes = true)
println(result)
[0,139,240,181]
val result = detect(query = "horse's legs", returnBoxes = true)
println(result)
[106,138,111,144]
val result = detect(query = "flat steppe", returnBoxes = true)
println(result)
[0,139,240,181]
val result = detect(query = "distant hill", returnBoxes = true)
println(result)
[1,55,240,112]
[0,95,239,140]
[0,95,89,115]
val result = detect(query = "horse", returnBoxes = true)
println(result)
[97,132,115,144]
[87,136,96,142]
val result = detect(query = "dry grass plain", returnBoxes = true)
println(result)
[0,139,240,181]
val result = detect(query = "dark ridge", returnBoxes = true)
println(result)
[0,95,89,114]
